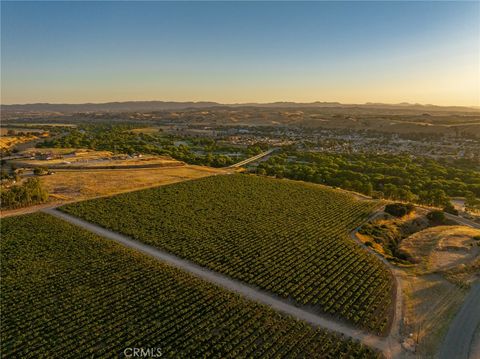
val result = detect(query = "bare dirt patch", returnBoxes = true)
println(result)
[400,226,480,277]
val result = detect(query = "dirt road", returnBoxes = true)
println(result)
[349,210,405,358]
[43,207,402,357]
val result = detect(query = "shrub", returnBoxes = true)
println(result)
[426,210,446,224]
[33,167,49,176]
[443,203,459,215]
[384,203,415,217]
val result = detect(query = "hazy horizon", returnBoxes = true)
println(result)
[1,99,479,109]
[1,1,479,107]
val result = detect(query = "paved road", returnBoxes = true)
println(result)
[444,212,480,229]
[229,148,276,168]
[43,208,398,356]
[438,282,480,359]
[469,325,480,359]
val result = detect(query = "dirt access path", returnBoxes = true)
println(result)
[350,210,406,358]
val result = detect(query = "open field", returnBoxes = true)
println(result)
[401,273,467,357]
[128,126,162,134]
[41,166,228,201]
[400,225,480,286]
[394,225,479,355]
[61,174,394,334]
[0,135,38,150]
[0,165,228,218]
[0,212,381,358]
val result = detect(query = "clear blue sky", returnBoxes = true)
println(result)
[1,1,479,106]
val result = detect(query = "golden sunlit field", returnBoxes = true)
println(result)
[0,136,37,150]
[398,225,480,355]
[42,165,228,201]
[0,165,229,218]
[401,273,466,357]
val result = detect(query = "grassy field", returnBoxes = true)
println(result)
[41,166,228,202]
[401,273,466,356]
[61,174,394,334]
[0,213,380,358]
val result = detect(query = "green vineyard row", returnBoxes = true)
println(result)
[1,213,381,358]
[62,174,395,333]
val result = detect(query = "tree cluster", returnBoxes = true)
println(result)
[0,178,49,209]
[255,151,480,208]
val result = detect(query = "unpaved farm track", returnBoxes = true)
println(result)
[43,208,402,357]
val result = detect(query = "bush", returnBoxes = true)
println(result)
[384,203,415,217]
[33,167,49,176]
[473,235,480,241]
[443,203,458,215]
[426,210,446,224]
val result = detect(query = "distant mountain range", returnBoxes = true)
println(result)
[1,101,478,113]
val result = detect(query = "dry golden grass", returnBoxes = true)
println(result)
[0,136,37,150]
[397,225,479,354]
[356,232,389,256]
[1,165,229,218]
[443,257,480,287]
[78,156,179,168]
[39,165,229,202]
[128,127,162,134]
[400,226,480,276]
[402,272,467,356]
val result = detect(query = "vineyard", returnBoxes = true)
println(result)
[0,213,381,358]
[61,174,394,334]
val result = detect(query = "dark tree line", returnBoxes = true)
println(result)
[255,151,480,209]
[37,124,261,168]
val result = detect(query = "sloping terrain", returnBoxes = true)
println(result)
[61,174,394,333]
[0,213,380,358]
